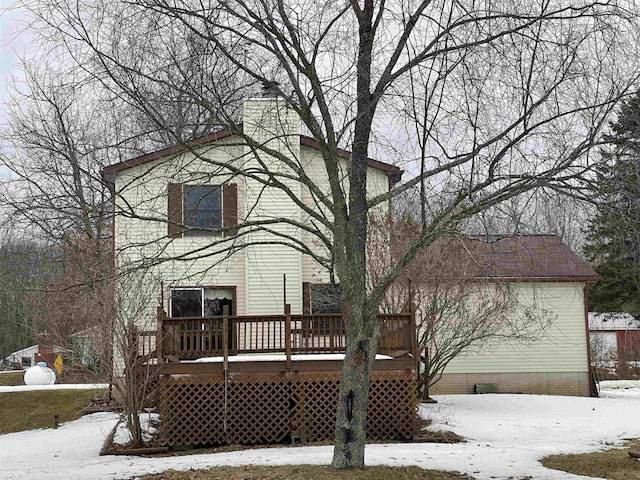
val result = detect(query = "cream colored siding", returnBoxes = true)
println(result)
[243,99,302,316]
[430,283,589,395]
[299,147,332,284]
[114,140,247,320]
[429,281,590,396]
[113,98,394,325]
[298,147,390,285]
[366,167,390,211]
[442,283,588,375]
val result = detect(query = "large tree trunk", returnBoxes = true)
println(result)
[331,2,377,468]
[331,306,379,468]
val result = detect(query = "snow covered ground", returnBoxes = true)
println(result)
[0,381,639,480]
[0,383,109,393]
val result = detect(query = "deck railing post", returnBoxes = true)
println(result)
[410,307,419,378]
[285,304,292,370]
[156,306,164,364]
[330,316,335,351]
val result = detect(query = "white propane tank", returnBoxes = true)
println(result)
[24,362,56,386]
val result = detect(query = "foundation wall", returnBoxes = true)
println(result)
[430,371,590,396]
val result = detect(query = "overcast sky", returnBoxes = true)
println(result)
[0,1,29,103]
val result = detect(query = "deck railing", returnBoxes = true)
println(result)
[157,305,415,363]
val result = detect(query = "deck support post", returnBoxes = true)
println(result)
[222,305,230,443]
[285,303,292,371]
[222,306,229,373]
[407,279,420,378]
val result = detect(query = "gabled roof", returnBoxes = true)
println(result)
[403,233,599,282]
[102,129,402,183]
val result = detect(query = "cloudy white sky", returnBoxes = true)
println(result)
[0,1,29,102]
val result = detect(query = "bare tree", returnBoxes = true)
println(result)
[0,65,119,241]
[462,190,593,254]
[9,0,640,468]
[413,280,550,398]
[0,29,244,240]
[110,271,160,448]
[31,236,114,376]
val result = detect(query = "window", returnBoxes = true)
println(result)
[167,183,237,238]
[311,284,341,314]
[170,287,234,317]
[303,283,342,330]
[170,288,203,317]
[183,185,222,235]
[309,283,342,314]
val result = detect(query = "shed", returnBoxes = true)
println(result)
[427,235,598,397]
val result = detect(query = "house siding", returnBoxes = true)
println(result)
[430,282,590,396]
[242,99,303,315]
[299,146,390,285]
[113,98,391,326]
[114,139,247,316]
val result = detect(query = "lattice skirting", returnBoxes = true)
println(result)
[158,370,417,446]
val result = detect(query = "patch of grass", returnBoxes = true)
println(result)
[542,439,640,480]
[0,371,25,386]
[0,388,104,434]
[141,465,472,480]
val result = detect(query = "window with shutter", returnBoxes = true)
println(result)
[183,185,222,236]
[167,183,238,237]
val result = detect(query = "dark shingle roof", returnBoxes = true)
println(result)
[437,235,599,281]
[469,235,598,280]
[405,234,598,282]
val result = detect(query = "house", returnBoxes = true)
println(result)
[2,344,62,371]
[426,235,599,397]
[589,312,640,378]
[3,344,40,369]
[102,94,416,446]
[103,97,400,320]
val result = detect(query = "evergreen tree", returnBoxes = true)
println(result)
[585,91,640,317]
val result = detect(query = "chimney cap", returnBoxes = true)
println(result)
[262,81,280,98]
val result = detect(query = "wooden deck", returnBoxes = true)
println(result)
[149,305,419,446]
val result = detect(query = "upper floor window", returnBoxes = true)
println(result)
[183,185,221,235]
[168,182,237,238]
